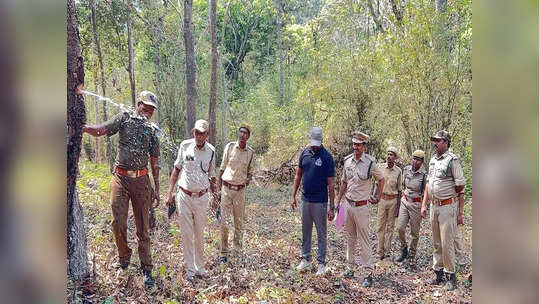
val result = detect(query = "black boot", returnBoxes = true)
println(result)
[396,247,408,262]
[143,270,154,287]
[427,270,445,285]
[444,273,457,291]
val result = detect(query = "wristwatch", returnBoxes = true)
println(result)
[330,205,335,211]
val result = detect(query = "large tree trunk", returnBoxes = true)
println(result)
[93,62,100,162]
[126,0,136,108]
[208,0,218,145]
[184,0,198,135]
[275,0,284,105]
[90,0,113,172]
[67,0,89,280]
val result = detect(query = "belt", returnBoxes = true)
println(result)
[348,199,368,207]
[115,167,148,178]
[432,196,456,206]
[223,180,246,191]
[179,187,208,198]
[381,193,397,200]
[404,194,422,203]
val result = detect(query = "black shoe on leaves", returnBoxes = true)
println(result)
[396,247,408,263]
[143,270,154,287]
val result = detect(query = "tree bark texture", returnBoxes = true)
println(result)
[208,0,218,145]
[184,0,198,135]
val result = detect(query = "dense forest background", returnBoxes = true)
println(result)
[76,0,472,193]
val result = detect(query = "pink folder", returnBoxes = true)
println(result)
[336,202,348,232]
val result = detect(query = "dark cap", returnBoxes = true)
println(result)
[430,130,450,142]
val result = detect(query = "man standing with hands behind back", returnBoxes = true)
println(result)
[291,127,335,276]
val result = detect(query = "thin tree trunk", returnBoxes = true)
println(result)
[126,0,136,108]
[67,0,89,280]
[275,0,284,106]
[93,62,100,162]
[184,0,197,135]
[90,0,113,172]
[366,0,384,33]
[220,55,227,147]
[208,0,218,145]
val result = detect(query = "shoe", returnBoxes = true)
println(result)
[362,275,373,287]
[218,256,228,265]
[296,259,311,271]
[396,247,408,263]
[113,261,129,270]
[427,270,445,285]
[315,264,327,275]
[195,271,209,279]
[444,273,457,291]
[143,270,154,287]
[184,273,196,283]
[341,268,354,278]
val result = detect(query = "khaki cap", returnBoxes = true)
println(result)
[351,131,369,144]
[431,130,450,142]
[139,90,158,108]
[193,119,209,132]
[239,122,251,134]
[412,149,425,159]
[387,146,398,158]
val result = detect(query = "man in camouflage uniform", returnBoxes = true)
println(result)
[217,123,255,264]
[83,91,160,286]
[376,146,402,260]
[395,150,426,264]
[421,130,466,291]
[335,131,385,287]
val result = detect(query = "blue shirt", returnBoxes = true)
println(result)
[299,146,335,203]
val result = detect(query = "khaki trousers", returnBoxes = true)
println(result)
[430,200,457,273]
[376,197,397,257]
[110,173,152,271]
[454,224,468,266]
[220,185,246,257]
[177,190,208,276]
[345,201,374,272]
[396,197,422,258]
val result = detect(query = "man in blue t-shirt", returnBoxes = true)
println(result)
[291,127,335,275]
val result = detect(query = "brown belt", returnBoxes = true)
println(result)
[349,199,368,207]
[404,194,422,203]
[432,197,456,206]
[381,193,397,200]
[179,187,208,198]
[115,167,148,178]
[223,180,246,191]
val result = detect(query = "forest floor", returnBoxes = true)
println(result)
[68,161,472,303]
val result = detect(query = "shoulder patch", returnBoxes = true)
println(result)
[344,153,354,161]
[364,153,375,162]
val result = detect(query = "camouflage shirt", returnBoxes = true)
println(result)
[104,110,160,170]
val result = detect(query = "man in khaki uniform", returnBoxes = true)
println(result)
[165,119,216,282]
[395,150,426,263]
[421,130,465,291]
[376,146,402,260]
[335,131,385,287]
[217,123,255,264]
[83,90,160,286]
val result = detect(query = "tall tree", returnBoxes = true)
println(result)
[184,0,198,135]
[90,0,113,172]
[67,0,89,279]
[126,0,136,107]
[275,0,284,105]
[208,0,218,145]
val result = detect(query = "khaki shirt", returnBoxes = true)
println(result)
[427,151,466,200]
[220,142,255,185]
[104,110,160,170]
[342,153,384,201]
[380,162,402,195]
[174,138,216,192]
[402,165,426,199]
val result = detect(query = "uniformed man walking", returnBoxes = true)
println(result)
[165,119,216,282]
[217,123,255,264]
[376,146,402,260]
[421,130,466,291]
[82,91,160,286]
[395,150,426,263]
[335,131,385,287]
[291,127,335,276]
